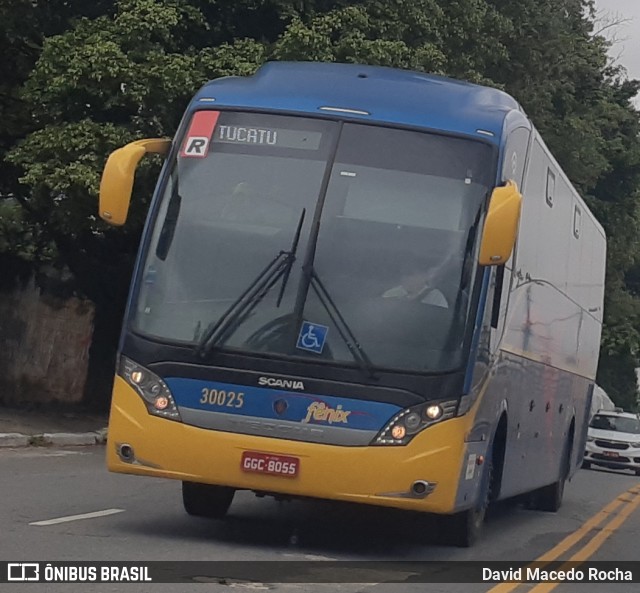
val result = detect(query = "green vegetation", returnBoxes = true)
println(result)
[1,0,639,408]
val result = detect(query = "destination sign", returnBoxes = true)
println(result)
[214,125,322,150]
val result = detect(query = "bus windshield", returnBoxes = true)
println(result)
[132,111,495,373]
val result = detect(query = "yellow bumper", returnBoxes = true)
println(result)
[107,377,471,514]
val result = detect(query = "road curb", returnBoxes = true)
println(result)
[0,428,108,448]
[0,433,30,448]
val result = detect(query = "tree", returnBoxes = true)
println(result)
[5,0,640,407]
[481,0,640,405]
[7,0,237,406]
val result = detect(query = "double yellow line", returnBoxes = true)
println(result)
[487,483,640,593]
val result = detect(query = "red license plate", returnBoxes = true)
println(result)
[603,451,620,458]
[241,451,299,477]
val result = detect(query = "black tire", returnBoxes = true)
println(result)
[635,469,640,477]
[439,452,493,547]
[533,474,566,512]
[530,436,571,512]
[182,481,235,519]
[581,460,591,470]
[439,505,485,548]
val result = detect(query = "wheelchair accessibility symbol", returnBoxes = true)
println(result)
[296,321,329,354]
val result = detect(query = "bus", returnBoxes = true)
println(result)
[99,61,606,547]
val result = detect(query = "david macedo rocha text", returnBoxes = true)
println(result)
[483,567,633,582]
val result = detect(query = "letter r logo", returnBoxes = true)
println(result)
[183,136,209,158]
[180,111,220,158]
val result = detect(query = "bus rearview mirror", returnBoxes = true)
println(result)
[478,181,522,266]
[99,138,171,226]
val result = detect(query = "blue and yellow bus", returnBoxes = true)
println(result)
[99,62,606,546]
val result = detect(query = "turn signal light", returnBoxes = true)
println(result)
[391,425,406,439]
[154,396,169,410]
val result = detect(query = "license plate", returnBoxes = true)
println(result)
[603,451,619,458]
[241,451,299,477]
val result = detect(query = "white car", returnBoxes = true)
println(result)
[583,410,640,475]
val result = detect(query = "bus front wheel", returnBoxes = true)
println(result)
[439,453,494,547]
[182,481,235,519]
[439,504,486,548]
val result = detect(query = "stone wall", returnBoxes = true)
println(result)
[0,278,94,405]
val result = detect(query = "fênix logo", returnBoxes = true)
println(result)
[8,563,39,581]
[302,401,351,425]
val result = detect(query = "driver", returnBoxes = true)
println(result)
[382,258,449,308]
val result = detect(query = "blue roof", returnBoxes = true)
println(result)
[191,62,529,144]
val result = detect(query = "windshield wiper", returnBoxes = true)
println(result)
[308,269,377,380]
[196,209,306,357]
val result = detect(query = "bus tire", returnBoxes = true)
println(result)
[182,481,235,519]
[439,506,484,548]
[439,450,494,547]
[531,434,571,512]
[581,460,591,470]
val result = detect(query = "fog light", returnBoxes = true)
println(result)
[154,396,169,410]
[425,405,443,420]
[391,425,406,439]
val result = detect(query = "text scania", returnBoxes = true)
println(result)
[258,377,305,390]
[303,401,351,424]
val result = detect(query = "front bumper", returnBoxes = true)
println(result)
[584,440,640,473]
[106,377,482,514]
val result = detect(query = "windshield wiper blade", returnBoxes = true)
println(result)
[309,269,377,380]
[196,209,306,357]
[276,208,305,307]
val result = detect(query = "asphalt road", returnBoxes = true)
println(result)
[0,446,639,592]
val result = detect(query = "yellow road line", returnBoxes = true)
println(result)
[527,489,640,593]
[485,484,640,593]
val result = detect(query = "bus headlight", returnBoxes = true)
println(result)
[118,356,181,421]
[372,400,457,446]
[425,404,443,420]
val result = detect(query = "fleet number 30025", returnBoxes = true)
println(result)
[200,388,244,408]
